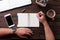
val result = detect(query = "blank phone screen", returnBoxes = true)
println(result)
[6,16,13,26]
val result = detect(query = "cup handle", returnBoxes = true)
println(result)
[52,18,55,20]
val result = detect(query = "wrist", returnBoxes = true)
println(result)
[10,27,16,34]
[43,21,48,25]
[8,28,13,34]
[15,28,18,34]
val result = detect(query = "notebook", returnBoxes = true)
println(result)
[0,0,31,12]
[17,13,39,27]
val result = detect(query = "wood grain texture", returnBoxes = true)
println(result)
[0,0,60,39]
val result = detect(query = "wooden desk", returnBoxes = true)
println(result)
[0,0,60,39]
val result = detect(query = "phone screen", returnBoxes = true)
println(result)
[6,15,13,26]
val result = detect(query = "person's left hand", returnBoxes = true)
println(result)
[15,28,33,38]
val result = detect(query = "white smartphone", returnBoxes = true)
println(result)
[4,14,15,28]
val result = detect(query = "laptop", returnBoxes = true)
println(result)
[0,0,32,12]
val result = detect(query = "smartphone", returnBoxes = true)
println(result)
[4,14,15,28]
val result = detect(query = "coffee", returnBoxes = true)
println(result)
[48,11,54,17]
[47,9,56,18]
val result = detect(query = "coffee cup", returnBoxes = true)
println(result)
[36,0,48,7]
[46,9,56,20]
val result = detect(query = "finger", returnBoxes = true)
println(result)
[38,11,45,16]
[24,29,33,36]
[17,34,28,38]
[29,30,33,35]
[26,32,31,36]
[27,31,33,35]
[36,13,41,19]
[22,33,32,39]
[37,12,45,19]
[37,12,42,18]
[20,35,28,38]
[21,32,31,37]
[26,28,33,34]
[38,11,44,14]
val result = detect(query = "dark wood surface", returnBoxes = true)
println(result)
[0,0,60,39]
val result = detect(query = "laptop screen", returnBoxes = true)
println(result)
[0,0,31,12]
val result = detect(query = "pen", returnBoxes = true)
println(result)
[21,9,26,13]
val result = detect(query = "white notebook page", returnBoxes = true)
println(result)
[17,13,29,27]
[29,13,39,27]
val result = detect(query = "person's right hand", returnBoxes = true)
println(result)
[37,11,47,24]
[15,28,33,38]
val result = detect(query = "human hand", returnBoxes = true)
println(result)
[15,28,33,38]
[37,11,47,24]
